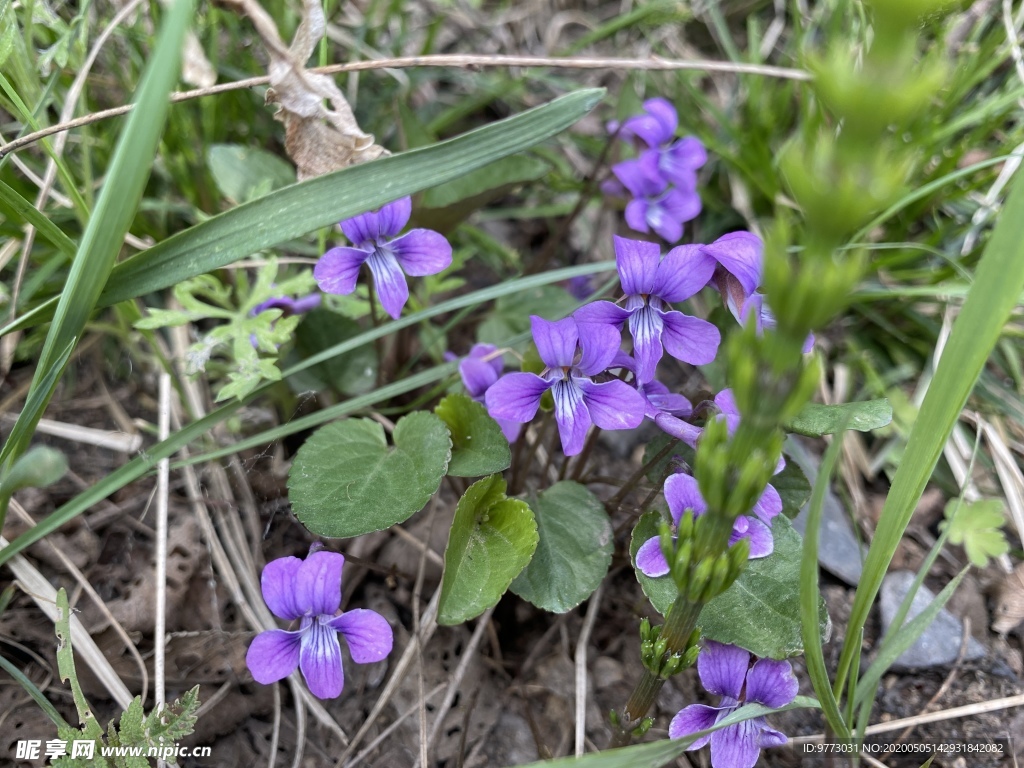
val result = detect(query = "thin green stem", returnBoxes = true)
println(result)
[605,438,679,513]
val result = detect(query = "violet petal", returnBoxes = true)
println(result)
[314,246,369,296]
[669,703,722,749]
[576,378,646,431]
[710,719,762,768]
[366,247,410,320]
[614,235,662,295]
[531,315,578,368]
[635,535,670,578]
[732,516,774,559]
[299,619,344,699]
[389,228,453,276]
[697,641,749,699]
[484,372,551,423]
[573,300,632,329]
[703,231,763,296]
[664,473,707,524]
[628,303,665,384]
[752,483,783,526]
[260,556,304,621]
[576,321,623,377]
[459,356,500,400]
[552,379,591,456]
[745,658,798,708]
[329,609,394,663]
[296,550,344,617]
[660,311,720,366]
[655,244,717,303]
[246,629,302,684]
[653,413,702,448]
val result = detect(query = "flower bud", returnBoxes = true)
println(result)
[686,557,715,603]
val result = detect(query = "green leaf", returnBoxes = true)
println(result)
[434,393,511,477]
[292,308,377,395]
[287,412,451,538]
[511,481,613,613]
[630,513,827,658]
[206,143,296,204]
[2,89,605,335]
[0,445,67,496]
[939,498,1009,567]
[774,458,812,519]
[785,399,893,437]
[438,475,537,625]
[0,0,192,469]
[0,179,77,259]
[422,154,549,207]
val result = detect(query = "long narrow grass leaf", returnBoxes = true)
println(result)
[800,427,850,740]
[0,652,69,729]
[1,89,605,336]
[1,0,193,469]
[0,178,77,258]
[836,170,1024,696]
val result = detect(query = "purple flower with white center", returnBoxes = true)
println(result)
[635,473,775,578]
[452,344,521,442]
[611,154,702,243]
[484,316,646,456]
[617,98,708,189]
[574,236,720,384]
[669,641,797,768]
[246,548,393,700]
[314,196,452,320]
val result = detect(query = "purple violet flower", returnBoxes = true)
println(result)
[574,236,720,384]
[635,473,775,578]
[617,98,708,189]
[314,196,452,320]
[694,231,765,313]
[453,344,521,442]
[669,641,798,768]
[246,548,393,699]
[484,316,646,456]
[611,154,702,243]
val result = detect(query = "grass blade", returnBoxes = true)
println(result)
[1,0,193,470]
[800,427,851,740]
[835,170,1024,698]
[1,88,606,336]
[0,178,77,258]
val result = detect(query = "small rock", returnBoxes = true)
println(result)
[787,438,866,586]
[879,571,986,670]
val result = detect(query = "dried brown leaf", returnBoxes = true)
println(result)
[224,0,386,179]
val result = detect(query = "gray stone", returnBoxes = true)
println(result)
[879,571,987,670]
[786,437,866,586]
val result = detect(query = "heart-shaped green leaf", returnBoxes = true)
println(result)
[511,481,612,613]
[288,412,451,538]
[785,399,892,437]
[438,475,537,625]
[630,512,827,659]
[434,393,511,477]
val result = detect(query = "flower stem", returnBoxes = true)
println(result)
[604,438,679,513]
[609,596,703,748]
[570,427,601,482]
[365,267,385,388]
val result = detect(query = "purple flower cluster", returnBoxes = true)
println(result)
[603,98,707,243]
[671,641,798,768]
[314,196,452,319]
[246,547,393,699]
